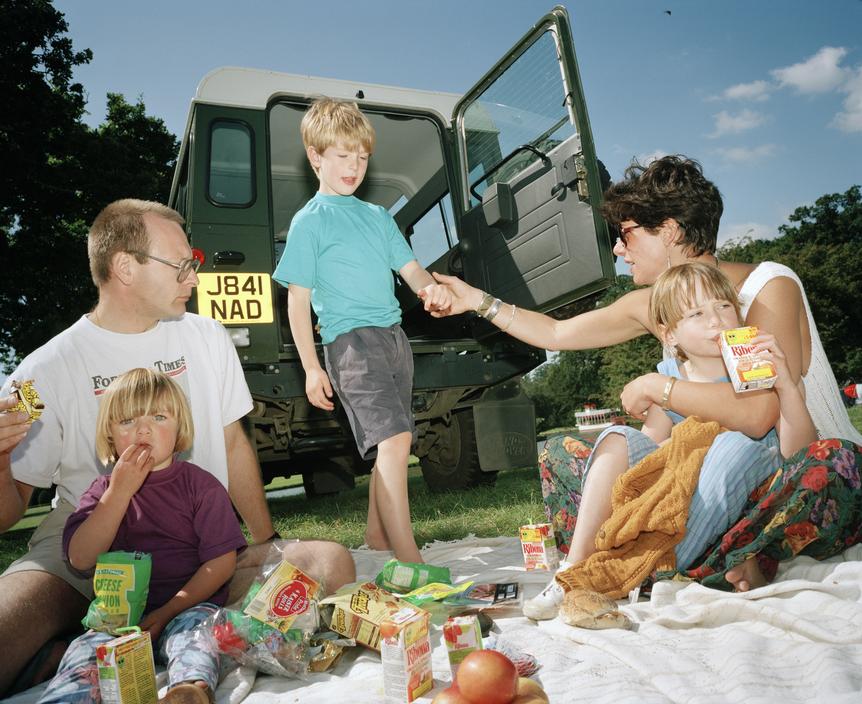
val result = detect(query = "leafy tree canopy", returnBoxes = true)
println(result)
[0,0,178,369]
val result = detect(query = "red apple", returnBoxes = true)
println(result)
[455,650,519,704]
[432,685,472,704]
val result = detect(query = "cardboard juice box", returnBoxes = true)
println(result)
[519,523,560,571]
[443,615,483,676]
[380,610,433,703]
[321,582,428,651]
[719,326,777,392]
[96,628,157,704]
[243,560,320,633]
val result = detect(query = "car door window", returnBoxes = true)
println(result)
[460,30,576,208]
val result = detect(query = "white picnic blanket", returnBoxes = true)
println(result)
[9,537,862,703]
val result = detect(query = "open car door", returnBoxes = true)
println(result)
[453,6,615,324]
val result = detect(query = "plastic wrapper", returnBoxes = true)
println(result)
[374,559,451,593]
[484,633,539,677]
[196,547,324,679]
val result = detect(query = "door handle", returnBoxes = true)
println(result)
[213,250,245,265]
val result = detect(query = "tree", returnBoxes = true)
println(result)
[719,185,862,381]
[0,1,178,369]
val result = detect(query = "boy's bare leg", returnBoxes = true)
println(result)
[364,467,391,551]
[725,557,768,592]
[374,432,422,563]
[0,571,88,694]
[565,433,630,564]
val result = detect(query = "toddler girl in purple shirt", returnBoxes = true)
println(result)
[39,368,247,704]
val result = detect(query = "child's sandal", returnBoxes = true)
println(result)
[159,681,214,704]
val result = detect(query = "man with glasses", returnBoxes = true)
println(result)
[0,199,355,695]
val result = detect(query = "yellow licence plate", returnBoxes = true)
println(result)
[196,273,274,324]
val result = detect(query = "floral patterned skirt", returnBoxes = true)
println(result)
[540,434,862,588]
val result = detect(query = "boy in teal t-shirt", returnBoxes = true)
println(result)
[272,97,451,563]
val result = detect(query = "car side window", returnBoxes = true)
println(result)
[208,120,255,206]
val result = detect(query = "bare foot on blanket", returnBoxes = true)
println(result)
[364,530,391,552]
[726,557,768,592]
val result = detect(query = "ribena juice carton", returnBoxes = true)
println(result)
[442,614,483,676]
[519,523,560,571]
[719,326,777,392]
[380,609,433,703]
[96,627,158,704]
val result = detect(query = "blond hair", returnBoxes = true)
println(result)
[300,97,375,155]
[649,262,742,361]
[88,199,185,287]
[95,368,194,465]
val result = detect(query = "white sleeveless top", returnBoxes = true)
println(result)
[738,262,862,444]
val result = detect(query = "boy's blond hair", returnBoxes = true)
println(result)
[649,262,742,361]
[301,97,376,155]
[95,368,194,465]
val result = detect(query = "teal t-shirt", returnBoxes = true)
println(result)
[272,193,416,344]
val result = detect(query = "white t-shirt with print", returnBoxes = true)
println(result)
[3,314,253,506]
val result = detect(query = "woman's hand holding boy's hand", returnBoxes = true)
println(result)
[305,367,335,411]
[429,272,483,317]
[417,282,452,315]
[108,443,155,499]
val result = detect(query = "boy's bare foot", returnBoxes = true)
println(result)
[364,531,391,551]
[725,556,768,592]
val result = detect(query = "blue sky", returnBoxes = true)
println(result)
[53,0,860,249]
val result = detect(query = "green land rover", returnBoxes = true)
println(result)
[168,5,615,495]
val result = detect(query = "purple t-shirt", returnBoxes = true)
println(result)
[63,459,247,613]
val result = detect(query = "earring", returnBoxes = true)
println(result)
[666,248,672,270]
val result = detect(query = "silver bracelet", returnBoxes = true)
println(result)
[500,303,516,331]
[475,292,494,317]
[485,298,503,322]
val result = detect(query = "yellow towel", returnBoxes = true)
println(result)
[555,416,721,599]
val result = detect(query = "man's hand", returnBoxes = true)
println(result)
[107,444,154,500]
[0,395,31,456]
[417,282,452,314]
[305,367,335,411]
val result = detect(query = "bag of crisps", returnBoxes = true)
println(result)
[83,551,151,634]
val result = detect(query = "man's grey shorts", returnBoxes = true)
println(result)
[324,324,415,460]
[2,498,94,599]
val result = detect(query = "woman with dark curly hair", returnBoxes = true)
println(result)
[432,155,862,617]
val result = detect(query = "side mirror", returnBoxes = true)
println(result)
[482,181,515,227]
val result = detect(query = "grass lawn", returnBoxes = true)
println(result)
[0,464,546,573]
[3,407,859,573]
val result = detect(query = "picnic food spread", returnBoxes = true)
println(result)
[559,589,633,630]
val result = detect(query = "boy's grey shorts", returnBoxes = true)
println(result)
[324,324,415,460]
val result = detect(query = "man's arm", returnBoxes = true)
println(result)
[287,284,334,411]
[224,420,274,544]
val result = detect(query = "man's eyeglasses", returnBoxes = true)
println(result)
[131,252,201,282]
[616,223,644,249]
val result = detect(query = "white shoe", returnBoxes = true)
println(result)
[523,576,565,620]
